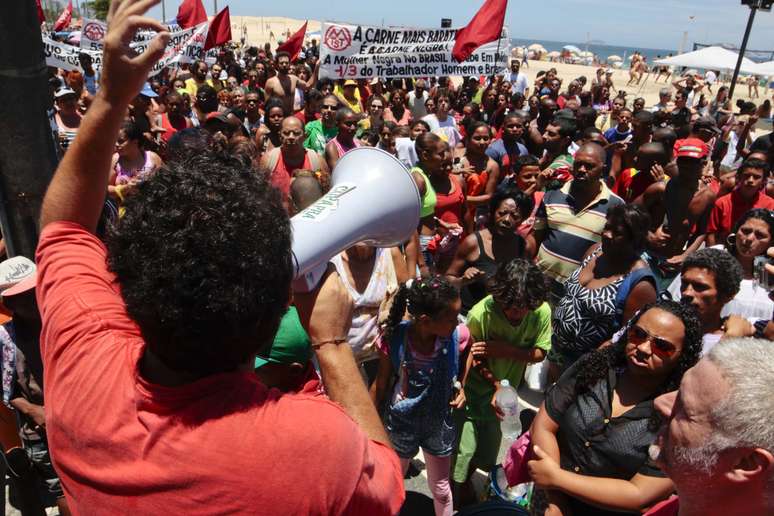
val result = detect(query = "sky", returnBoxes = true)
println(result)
[144,0,774,51]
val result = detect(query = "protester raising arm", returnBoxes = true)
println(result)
[40,0,170,232]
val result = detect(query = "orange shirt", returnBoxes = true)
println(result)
[36,221,404,515]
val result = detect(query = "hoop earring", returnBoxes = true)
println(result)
[726,233,736,248]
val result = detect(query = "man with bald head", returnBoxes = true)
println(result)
[259,116,328,201]
[534,143,625,301]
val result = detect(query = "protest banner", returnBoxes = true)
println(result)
[45,22,210,76]
[81,18,218,63]
[319,22,510,79]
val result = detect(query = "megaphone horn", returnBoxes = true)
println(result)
[291,147,421,290]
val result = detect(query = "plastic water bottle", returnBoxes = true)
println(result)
[495,379,521,440]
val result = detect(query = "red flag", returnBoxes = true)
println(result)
[451,0,507,63]
[176,0,207,29]
[204,6,232,51]
[36,0,46,24]
[53,0,73,31]
[277,21,308,62]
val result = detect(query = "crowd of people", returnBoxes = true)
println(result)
[2,0,774,514]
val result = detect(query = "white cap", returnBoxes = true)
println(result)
[0,257,36,294]
[500,379,510,388]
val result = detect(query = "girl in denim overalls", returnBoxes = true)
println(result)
[371,277,469,516]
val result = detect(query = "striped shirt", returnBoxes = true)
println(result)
[534,180,624,282]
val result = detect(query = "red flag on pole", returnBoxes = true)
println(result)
[36,0,46,24]
[276,21,308,62]
[53,0,73,31]
[451,0,507,63]
[176,0,208,29]
[204,7,232,51]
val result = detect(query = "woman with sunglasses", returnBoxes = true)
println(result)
[528,300,703,516]
[357,95,387,138]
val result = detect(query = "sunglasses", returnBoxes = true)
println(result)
[321,105,337,111]
[627,325,677,359]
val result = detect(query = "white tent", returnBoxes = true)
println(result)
[751,60,774,76]
[563,45,582,54]
[654,46,758,74]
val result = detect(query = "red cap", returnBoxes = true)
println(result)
[673,138,709,159]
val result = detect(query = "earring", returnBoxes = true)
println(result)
[726,233,736,247]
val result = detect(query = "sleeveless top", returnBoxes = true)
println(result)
[114,152,155,185]
[460,231,525,314]
[160,113,188,143]
[551,247,626,366]
[270,150,313,198]
[332,136,360,158]
[330,248,397,363]
[411,166,437,218]
[434,177,465,226]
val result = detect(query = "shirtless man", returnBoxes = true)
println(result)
[265,51,317,115]
[635,138,717,291]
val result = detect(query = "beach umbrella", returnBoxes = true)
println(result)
[528,43,545,52]
[580,51,594,57]
[547,51,561,58]
[751,61,774,76]
[611,62,623,69]
[563,45,582,54]
[607,55,623,62]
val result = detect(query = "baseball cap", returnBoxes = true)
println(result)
[54,87,77,99]
[674,138,710,159]
[139,82,158,98]
[343,79,357,87]
[693,115,721,135]
[254,307,311,369]
[370,77,380,86]
[0,257,36,298]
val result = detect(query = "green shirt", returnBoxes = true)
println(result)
[463,296,552,420]
[304,119,338,154]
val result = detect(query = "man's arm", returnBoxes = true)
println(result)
[295,267,391,447]
[40,0,169,232]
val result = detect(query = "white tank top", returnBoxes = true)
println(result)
[330,248,397,362]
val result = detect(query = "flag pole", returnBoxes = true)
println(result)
[490,28,503,84]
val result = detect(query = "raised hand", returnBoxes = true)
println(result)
[101,0,170,106]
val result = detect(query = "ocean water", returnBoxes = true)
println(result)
[511,37,676,64]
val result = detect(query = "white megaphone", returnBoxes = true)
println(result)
[291,147,420,291]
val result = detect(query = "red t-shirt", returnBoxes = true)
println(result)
[613,168,654,203]
[707,189,774,236]
[36,222,404,514]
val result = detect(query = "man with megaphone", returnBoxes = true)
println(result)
[32,1,406,513]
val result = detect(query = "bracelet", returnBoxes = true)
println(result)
[311,338,348,350]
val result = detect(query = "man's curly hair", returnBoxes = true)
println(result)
[681,247,743,302]
[487,258,548,310]
[106,152,293,376]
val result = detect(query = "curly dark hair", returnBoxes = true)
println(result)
[487,259,547,310]
[489,184,534,223]
[382,276,458,344]
[106,152,293,376]
[681,247,743,302]
[606,203,651,254]
[573,300,702,397]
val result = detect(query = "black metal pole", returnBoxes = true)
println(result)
[729,4,758,100]
[0,1,58,259]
